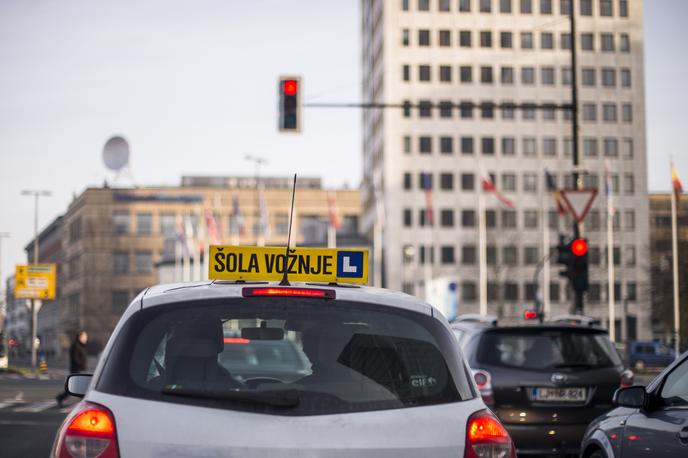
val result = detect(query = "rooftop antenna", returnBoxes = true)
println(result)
[279,173,297,286]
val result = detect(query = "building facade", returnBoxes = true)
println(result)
[361,0,650,339]
[4,276,31,355]
[649,193,688,347]
[30,177,362,353]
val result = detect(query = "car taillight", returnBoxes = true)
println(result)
[472,369,494,405]
[620,369,634,388]
[465,409,516,458]
[242,287,335,299]
[54,401,118,458]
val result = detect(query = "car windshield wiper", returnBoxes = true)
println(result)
[161,386,300,407]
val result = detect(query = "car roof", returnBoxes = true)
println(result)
[139,281,433,316]
[451,322,609,334]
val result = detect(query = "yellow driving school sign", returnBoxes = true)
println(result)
[209,246,368,284]
[14,263,56,300]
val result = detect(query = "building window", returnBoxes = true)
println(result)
[403,101,411,117]
[461,136,474,154]
[522,103,536,120]
[524,209,538,228]
[274,214,289,235]
[440,65,452,82]
[419,245,435,264]
[136,213,152,235]
[459,0,471,11]
[460,66,473,83]
[481,66,494,84]
[625,210,635,231]
[419,65,431,81]
[624,173,635,194]
[113,252,129,273]
[418,100,432,118]
[602,68,616,87]
[462,210,476,227]
[501,101,515,119]
[500,0,512,12]
[112,211,130,234]
[486,210,497,229]
[501,173,516,192]
[604,138,619,157]
[542,104,556,121]
[402,64,410,81]
[480,0,491,13]
[620,33,630,52]
[580,0,592,15]
[480,31,493,47]
[462,281,477,302]
[461,173,475,190]
[625,246,636,266]
[600,0,612,16]
[440,209,454,229]
[561,66,572,86]
[403,172,412,190]
[503,246,518,265]
[487,245,497,263]
[504,283,519,301]
[543,137,557,156]
[439,0,451,11]
[622,138,633,158]
[540,0,552,14]
[541,32,553,49]
[418,0,430,11]
[501,66,514,84]
[502,137,515,156]
[482,137,495,155]
[560,32,571,50]
[481,102,495,119]
[601,33,615,51]
[621,68,631,88]
[402,29,410,46]
[502,209,517,228]
[419,136,432,154]
[541,67,555,85]
[462,245,477,264]
[459,30,472,47]
[619,0,628,17]
[135,251,153,273]
[622,103,633,123]
[440,136,454,154]
[439,30,451,47]
[524,246,539,265]
[521,67,535,85]
[403,208,412,227]
[521,32,533,49]
[583,138,598,157]
[580,33,594,51]
[581,68,596,86]
[402,0,409,10]
[440,101,453,118]
[418,172,433,190]
[560,0,571,15]
[522,137,537,156]
[441,246,455,263]
[500,31,512,48]
[111,290,129,311]
[418,29,430,46]
[523,173,538,192]
[403,135,412,154]
[602,103,618,122]
[582,103,597,121]
[440,172,454,189]
[520,0,532,13]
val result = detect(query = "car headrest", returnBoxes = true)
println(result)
[172,317,224,354]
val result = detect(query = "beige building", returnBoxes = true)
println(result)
[361,0,650,339]
[30,177,362,353]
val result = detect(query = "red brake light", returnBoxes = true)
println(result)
[224,337,251,344]
[242,287,335,299]
[465,410,515,458]
[523,310,538,320]
[55,401,118,458]
[571,238,588,256]
[283,80,298,96]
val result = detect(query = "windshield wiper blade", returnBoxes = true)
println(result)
[161,386,300,407]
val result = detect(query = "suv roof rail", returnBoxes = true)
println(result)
[548,314,600,327]
[452,314,498,326]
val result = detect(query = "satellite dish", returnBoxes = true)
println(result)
[102,136,130,171]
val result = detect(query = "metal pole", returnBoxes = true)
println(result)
[0,233,9,322]
[671,187,681,357]
[245,155,267,247]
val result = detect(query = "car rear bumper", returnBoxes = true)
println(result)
[504,423,587,456]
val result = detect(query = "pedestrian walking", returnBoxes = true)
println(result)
[56,330,88,407]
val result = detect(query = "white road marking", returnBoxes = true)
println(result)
[0,392,25,409]
[14,400,56,413]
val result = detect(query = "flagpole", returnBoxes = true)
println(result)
[671,183,680,356]
[607,201,616,342]
[478,188,487,316]
[542,191,551,318]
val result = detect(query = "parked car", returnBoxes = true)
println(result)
[580,350,688,457]
[452,318,633,456]
[628,341,675,372]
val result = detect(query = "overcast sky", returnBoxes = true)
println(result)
[1,0,686,290]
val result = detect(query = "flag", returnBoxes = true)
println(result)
[259,190,270,237]
[231,194,246,236]
[205,209,220,245]
[176,222,190,258]
[327,191,341,230]
[422,173,434,226]
[481,175,514,208]
[184,215,196,255]
[604,160,615,216]
[545,169,567,215]
[672,162,683,201]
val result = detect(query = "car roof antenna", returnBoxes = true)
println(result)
[279,173,297,286]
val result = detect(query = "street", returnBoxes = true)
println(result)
[0,375,75,458]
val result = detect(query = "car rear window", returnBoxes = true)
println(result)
[97,297,474,415]
[476,328,621,371]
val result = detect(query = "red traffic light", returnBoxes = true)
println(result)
[571,238,588,257]
[524,310,538,320]
[283,80,298,96]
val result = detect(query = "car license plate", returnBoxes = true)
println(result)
[531,387,586,402]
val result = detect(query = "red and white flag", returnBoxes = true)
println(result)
[205,209,220,245]
[481,176,514,208]
[672,162,683,201]
[422,173,434,226]
[327,191,341,230]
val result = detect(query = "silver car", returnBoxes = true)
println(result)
[580,350,688,457]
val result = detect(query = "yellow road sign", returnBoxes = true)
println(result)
[14,264,56,300]
[209,246,368,284]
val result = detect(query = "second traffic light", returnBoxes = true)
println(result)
[556,235,589,293]
[278,76,301,132]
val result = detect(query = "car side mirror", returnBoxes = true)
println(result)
[613,385,646,408]
[65,374,93,398]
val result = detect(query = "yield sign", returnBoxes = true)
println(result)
[560,188,598,223]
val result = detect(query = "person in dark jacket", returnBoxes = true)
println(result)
[56,331,88,407]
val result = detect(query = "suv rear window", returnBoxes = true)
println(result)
[476,328,621,371]
[98,298,474,415]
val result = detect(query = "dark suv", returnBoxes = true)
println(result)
[452,318,633,456]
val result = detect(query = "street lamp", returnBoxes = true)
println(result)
[21,189,51,371]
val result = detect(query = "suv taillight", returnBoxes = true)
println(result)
[54,401,119,458]
[620,369,634,388]
[465,409,516,458]
[472,369,494,405]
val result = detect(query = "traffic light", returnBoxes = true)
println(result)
[556,235,589,293]
[278,76,301,132]
[523,309,539,320]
